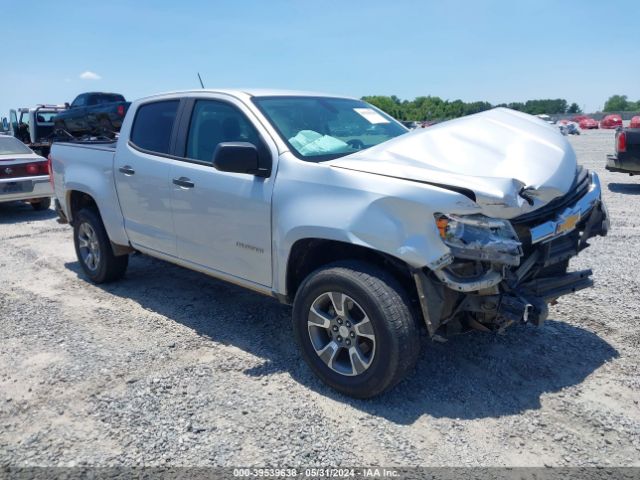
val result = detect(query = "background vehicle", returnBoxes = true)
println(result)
[606,128,640,175]
[557,120,580,135]
[54,92,130,138]
[8,105,67,156]
[0,135,52,210]
[600,114,623,129]
[579,117,598,129]
[629,116,640,129]
[51,90,609,398]
[536,114,555,124]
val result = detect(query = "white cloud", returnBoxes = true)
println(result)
[79,71,101,80]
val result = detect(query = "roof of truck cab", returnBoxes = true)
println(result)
[137,89,354,101]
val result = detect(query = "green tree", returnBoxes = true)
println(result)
[604,95,630,112]
[361,96,405,119]
[567,103,582,114]
[361,95,578,121]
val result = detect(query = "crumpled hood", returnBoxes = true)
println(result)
[328,108,578,218]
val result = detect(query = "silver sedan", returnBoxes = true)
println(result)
[0,135,53,210]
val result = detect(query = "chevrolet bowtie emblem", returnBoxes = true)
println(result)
[556,211,581,235]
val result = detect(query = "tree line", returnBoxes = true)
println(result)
[361,95,583,121]
[362,94,640,121]
[603,95,640,112]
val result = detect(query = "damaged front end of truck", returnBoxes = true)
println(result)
[414,168,609,336]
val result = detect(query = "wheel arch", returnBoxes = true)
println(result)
[284,238,418,306]
[66,189,132,256]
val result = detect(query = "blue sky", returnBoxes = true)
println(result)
[2,0,639,116]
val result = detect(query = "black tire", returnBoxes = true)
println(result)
[54,120,67,135]
[292,260,421,398]
[31,197,51,211]
[73,208,128,283]
[98,117,113,137]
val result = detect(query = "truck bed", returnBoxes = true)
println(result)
[50,139,129,247]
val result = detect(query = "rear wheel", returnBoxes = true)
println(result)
[31,198,51,211]
[98,117,114,137]
[73,208,128,283]
[292,261,421,398]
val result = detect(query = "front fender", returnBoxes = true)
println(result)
[272,154,481,295]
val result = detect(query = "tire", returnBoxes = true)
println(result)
[73,208,128,283]
[292,260,421,398]
[31,197,51,211]
[54,120,67,135]
[98,117,113,137]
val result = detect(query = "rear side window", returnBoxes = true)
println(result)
[130,100,179,155]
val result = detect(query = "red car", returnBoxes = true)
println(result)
[600,114,623,129]
[630,116,640,129]
[572,115,588,123]
[579,117,599,129]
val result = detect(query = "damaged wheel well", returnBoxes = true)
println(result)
[285,239,419,306]
[68,190,98,224]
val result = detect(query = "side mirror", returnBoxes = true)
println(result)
[64,102,70,109]
[212,142,270,177]
[1,118,7,131]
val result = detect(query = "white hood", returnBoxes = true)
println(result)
[328,108,578,219]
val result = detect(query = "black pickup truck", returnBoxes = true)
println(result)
[54,92,130,138]
[606,128,640,176]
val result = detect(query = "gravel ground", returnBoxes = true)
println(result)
[0,129,639,468]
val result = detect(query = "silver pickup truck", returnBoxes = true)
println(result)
[51,89,609,397]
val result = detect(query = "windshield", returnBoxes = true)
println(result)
[35,112,58,123]
[253,96,407,161]
[0,136,33,155]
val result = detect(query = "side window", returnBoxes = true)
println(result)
[130,100,179,155]
[71,95,86,108]
[186,100,262,162]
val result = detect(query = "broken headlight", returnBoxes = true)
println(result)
[435,214,523,266]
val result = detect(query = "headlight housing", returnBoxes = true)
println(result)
[435,214,523,266]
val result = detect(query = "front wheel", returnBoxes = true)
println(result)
[73,208,128,283]
[292,261,421,398]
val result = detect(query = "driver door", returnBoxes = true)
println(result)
[169,97,275,287]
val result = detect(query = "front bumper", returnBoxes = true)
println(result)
[606,154,640,175]
[416,171,609,335]
[0,176,53,203]
[530,171,608,244]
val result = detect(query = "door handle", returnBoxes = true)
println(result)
[119,165,135,175]
[173,177,195,189]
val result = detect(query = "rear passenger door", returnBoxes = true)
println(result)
[114,99,181,256]
[169,96,275,287]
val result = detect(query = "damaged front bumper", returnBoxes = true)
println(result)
[415,171,609,336]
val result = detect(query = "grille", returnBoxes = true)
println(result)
[512,167,589,226]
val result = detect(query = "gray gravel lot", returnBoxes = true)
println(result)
[0,129,639,467]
